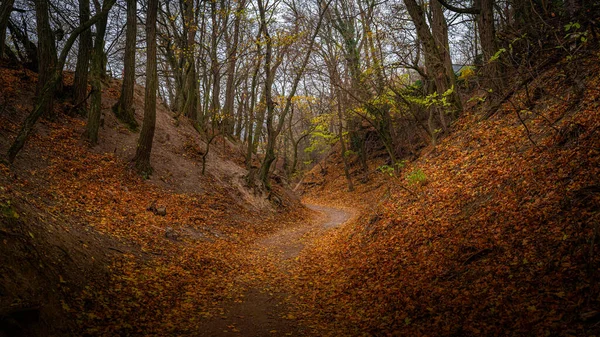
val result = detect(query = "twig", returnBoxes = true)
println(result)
[462,248,493,266]
[68,89,93,115]
[108,247,125,254]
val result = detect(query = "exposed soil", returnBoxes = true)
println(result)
[199,204,353,336]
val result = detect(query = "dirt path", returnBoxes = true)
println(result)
[200,204,353,336]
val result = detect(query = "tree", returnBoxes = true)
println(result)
[6,17,39,70]
[321,20,354,191]
[112,0,139,129]
[208,0,222,124]
[327,0,371,179]
[180,0,199,123]
[257,0,330,187]
[34,0,58,118]
[436,0,503,93]
[0,0,15,58]
[244,35,262,170]
[133,0,159,176]
[7,0,117,163]
[73,0,93,115]
[222,0,247,136]
[85,0,112,145]
[403,0,461,115]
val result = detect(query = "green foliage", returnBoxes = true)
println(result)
[406,168,427,185]
[490,48,506,62]
[377,161,406,177]
[407,86,455,109]
[377,165,396,177]
[458,67,475,82]
[304,113,336,157]
[564,22,588,43]
[467,95,487,104]
[344,150,356,157]
[564,22,581,31]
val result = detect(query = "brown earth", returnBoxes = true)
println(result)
[199,204,353,336]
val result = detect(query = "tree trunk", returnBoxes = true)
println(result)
[112,0,138,129]
[338,101,354,192]
[73,0,92,115]
[234,91,245,139]
[84,0,110,145]
[478,0,503,92]
[431,0,456,95]
[256,0,274,186]
[0,0,15,58]
[209,0,221,122]
[245,49,261,169]
[134,0,159,176]
[181,0,199,122]
[34,0,58,118]
[404,0,462,115]
[325,34,354,191]
[330,2,367,177]
[223,0,245,136]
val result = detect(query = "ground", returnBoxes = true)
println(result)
[0,64,356,337]
[200,204,353,336]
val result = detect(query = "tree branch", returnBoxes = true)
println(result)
[436,0,480,15]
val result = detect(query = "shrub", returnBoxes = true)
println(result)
[406,168,427,185]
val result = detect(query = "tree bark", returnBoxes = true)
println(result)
[181,0,199,122]
[430,0,460,123]
[223,0,245,136]
[73,0,92,115]
[245,44,261,170]
[34,0,58,118]
[337,97,354,192]
[112,0,138,129]
[256,0,274,186]
[84,0,111,145]
[134,0,159,176]
[478,0,503,92]
[209,0,221,122]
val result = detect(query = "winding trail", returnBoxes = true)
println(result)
[200,204,353,336]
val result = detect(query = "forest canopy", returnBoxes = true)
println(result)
[1,0,597,186]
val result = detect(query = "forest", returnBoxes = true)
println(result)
[0,0,599,335]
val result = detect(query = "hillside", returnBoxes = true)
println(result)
[0,64,304,335]
[292,50,600,335]
[1,30,599,337]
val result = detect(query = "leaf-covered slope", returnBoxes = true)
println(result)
[295,53,600,335]
[0,65,303,335]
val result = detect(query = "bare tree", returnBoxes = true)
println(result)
[85,0,113,145]
[73,0,93,115]
[112,0,138,129]
[257,0,330,187]
[34,0,58,118]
